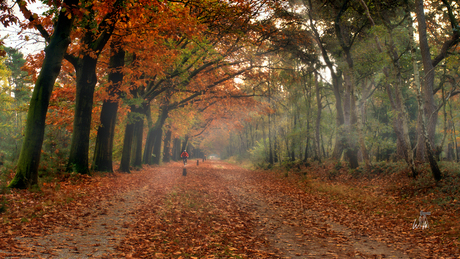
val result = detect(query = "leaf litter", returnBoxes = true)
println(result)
[0,161,458,258]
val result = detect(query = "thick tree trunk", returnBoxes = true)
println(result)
[343,70,359,169]
[8,1,77,188]
[92,45,125,172]
[331,74,345,160]
[119,103,145,173]
[172,137,181,161]
[92,101,118,172]
[67,57,98,174]
[143,107,169,165]
[152,108,169,164]
[143,127,155,165]
[66,2,120,174]
[131,118,144,168]
[119,117,135,173]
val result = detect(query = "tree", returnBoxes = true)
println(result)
[8,0,79,189]
[92,40,125,172]
[65,0,125,174]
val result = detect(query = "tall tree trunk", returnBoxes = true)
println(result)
[131,117,144,168]
[307,0,344,160]
[357,80,371,171]
[152,107,169,164]
[8,0,77,189]
[92,44,125,172]
[119,117,135,173]
[330,73,345,160]
[449,103,458,162]
[343,70,359,169]
[415,0,459,162]
[163,129,172,163]
[314,72,322,162]
[268,99,274,165]
[67,57,98,174]
[66,1,121,174]
[172,137,181,161]
[143,127,155,165]
[290,113,296,161]
[119,104,145,173]
[410,14,442,181]
[143,107,169,165]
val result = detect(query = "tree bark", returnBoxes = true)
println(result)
[314,72,322,162]
[8,0,77,189]
[143,106,169,165]
[410,12,442,181]
[357,80,371,171]
[152,107,169,164]
[172,137,181,161]
[416,0,437,160]
[66,0,121,174]
[92,44,125,172]
[131,116,144,168]
[343,70,359,169]
[163,129,172,163]
[67,56,98,174]
[119,116,135,173]
[119,103,145,173]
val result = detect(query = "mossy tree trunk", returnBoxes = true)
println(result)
[8,0,78,189]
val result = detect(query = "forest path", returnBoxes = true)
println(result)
[2,160,419,258]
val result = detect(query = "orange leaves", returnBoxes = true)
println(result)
[46,84,75,131]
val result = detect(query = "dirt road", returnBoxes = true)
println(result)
[2,161,419,258]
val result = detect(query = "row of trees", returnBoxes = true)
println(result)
[1,0,459,188]
[1,0,289,189]
[218,0,460,181]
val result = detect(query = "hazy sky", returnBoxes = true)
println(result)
[1,1,47,55]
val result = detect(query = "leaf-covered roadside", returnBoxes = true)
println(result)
[1,160,459,258]
[0,169,153,257]
[275,161,460,258]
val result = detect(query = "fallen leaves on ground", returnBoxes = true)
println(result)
[0,161,458,258]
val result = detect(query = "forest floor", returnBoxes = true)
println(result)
[0,160,459,258]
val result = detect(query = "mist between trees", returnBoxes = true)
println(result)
[1,0,460,189]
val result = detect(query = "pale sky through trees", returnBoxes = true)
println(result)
[1,1,47,55]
